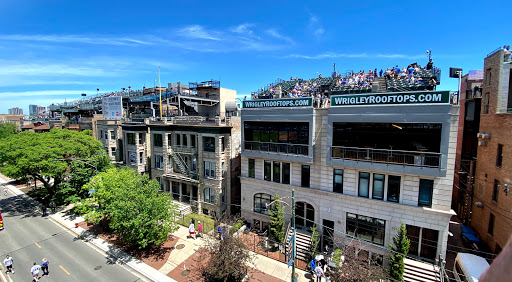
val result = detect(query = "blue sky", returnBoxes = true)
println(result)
[0,0,507,114]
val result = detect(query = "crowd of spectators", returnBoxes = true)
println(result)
[334,69,375,89]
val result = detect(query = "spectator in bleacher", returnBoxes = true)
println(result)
[374,68,378,77]
[504,45,511,62]
[379,69,383,77]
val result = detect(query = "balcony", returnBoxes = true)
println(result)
[244,141,309,156]
[331,146,441,168]
[170,145,198,155]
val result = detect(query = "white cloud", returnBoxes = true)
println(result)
[307,14,325,39]
[176,25,221,41]
[265,29,295,45]
[0,34,154,46]
[231,23,254,34]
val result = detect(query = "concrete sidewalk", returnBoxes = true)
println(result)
[0,175,310,281]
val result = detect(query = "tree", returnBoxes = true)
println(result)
[77,167,179,249]
[0,129,107,204]
[201,232,252,281]
[389,222,410,281]
[269,194,285,243]
[309,225,320,260]
[0,123,17,139]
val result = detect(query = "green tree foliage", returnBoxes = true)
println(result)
[269,194,285,243]
[202,233,252,282]
[0,123,17,139]
[309,225,320,260]
[389,222,410,281]
[0,129,107,204]
[77,167,179,249]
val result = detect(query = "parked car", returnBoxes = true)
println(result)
[453,252,490,282]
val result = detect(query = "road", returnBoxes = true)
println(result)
[0,189,147,282]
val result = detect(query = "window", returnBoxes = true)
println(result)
[488,213,495,235]
[220,137,225,152]
[282,163,290,184]
[492,180,499,202]
[248,159,255,178]
[138,133,144,144]
[203,188,215,204]
[110,131,115,140]
[154,134,163,147]
[254,193,273,215]
[183,134,188,146]
[418,179,434,207]
[273,161,280,183]
[110,147,116,157]
[204,161,216,178]
[346,213,386,245]
[100,130,103,139]
[485,68,491,86]
[387,175,401,203]
[155,155,163,169]
[222,162,225,178]
[168,156,173,169]
[191,134,196,148]
[358,172,370,198]
[372,174,385,200]
[483,93,490,114]
[333,169,343,194]
[128,151,137,163]
[168,134,172,146]
[155,177,163,191]
[301,165,310,188]
[139,152,144,164]
[104,131,108,140]
[203,137,215,152]
[496,144,503,167]
[176,134,181,146]
[127,133,135,145]
[192,157,197,171]
[264,160,271,181]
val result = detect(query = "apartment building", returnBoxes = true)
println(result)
[240,91,458,263]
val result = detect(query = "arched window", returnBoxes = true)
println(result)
[204,188,215,204]
[254,193,273,215]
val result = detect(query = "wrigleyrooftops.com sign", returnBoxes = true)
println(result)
[331,91,450,107]
[243,97,312,108]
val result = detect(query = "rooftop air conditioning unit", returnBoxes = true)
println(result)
[478,133,491,139]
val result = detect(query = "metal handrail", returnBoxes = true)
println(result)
[331,146,441,168]
[244,141,309,156]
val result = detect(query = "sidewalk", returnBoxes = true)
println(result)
[0,175,310,281]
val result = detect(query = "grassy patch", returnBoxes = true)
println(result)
[176,213,215,234]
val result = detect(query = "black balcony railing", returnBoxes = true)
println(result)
[244,141,309,156]
[331,146,441,168]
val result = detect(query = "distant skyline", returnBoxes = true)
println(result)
[0,0,508,114]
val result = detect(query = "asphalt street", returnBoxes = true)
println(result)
[0,188,147,282]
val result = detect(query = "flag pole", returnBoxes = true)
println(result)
[159,66,163,119]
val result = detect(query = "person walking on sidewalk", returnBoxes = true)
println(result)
[30,262,41,281]
[41,258,49,276]
[315,262,324,282]
[188,221,196,239]
[197,221,203,238]
[3,255,14,274]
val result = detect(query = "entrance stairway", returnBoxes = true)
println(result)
[374,77,387,92]
[403,258,440,282]
[173,200,192,216]
[285,229,313,261]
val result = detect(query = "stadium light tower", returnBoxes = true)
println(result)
[427,49,432,61]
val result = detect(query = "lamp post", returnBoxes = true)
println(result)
[266,189,296,282]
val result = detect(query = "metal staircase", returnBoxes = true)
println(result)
[168,148,199,182]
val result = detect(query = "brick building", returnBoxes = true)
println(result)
[470,48,512,254]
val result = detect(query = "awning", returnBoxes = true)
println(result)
[225,100,238,111]
[463,232,481,243]
[461,225,476,235]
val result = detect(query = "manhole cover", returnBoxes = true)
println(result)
[181,269,190,276]
[94,266,102,270]
[176,244,185,250]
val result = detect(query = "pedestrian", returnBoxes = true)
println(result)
[30,262,41,281]
[191,217,195,225]
[197,221,203,238]
[3,255,14,274]
[188,221,195,239]
[315,262,324,282]
[41,258,49,275]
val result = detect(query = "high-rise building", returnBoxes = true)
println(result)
[8,107,23,115]
[29,105,46,116]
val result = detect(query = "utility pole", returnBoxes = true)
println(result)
[291,189,296,282]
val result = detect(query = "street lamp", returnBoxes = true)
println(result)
[266,189,296,282]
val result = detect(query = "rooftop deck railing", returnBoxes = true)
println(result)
[244,141,309,156]
[331,146,441,168]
